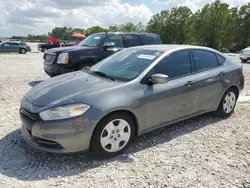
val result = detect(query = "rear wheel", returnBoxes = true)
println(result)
[215,88,238,118]
[90,112,135,158]
[20,48,27,54]
[241,59,247,63]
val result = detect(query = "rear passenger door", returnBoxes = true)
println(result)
[191,49,226,113]
[123,34,142,48]
[10,42,20,52]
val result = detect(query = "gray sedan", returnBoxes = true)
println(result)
[0,41,31,54]
[20,45,244,157]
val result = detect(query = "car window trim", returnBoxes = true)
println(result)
[190,49,225,74]
[140,49,194,84]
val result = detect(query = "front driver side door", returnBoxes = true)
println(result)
[142,50,198,130]
[1,42,12,52]
[100,35,124,60]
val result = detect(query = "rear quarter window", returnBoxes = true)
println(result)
[140,34,162,45]
[215,54,226,65]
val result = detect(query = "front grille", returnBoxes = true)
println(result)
[44,54,56,64]
[34,138,63,149]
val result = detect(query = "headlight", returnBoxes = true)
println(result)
[39,104,90,120]
[57,53,69,64]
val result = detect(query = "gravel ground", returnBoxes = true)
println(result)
[0,43,250,188]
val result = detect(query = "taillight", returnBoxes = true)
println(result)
[240,50,244,54]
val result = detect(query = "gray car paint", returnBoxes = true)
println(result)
[20,44,244,153]
[0,42,31,53]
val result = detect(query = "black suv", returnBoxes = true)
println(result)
[43,32,162,77]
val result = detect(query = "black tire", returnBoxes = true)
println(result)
[20,48,27,54]
[90,112,136,158]
[241,59,247,63]
[44,70,56,77]
[75,62,93,71]
[215,88,238,118]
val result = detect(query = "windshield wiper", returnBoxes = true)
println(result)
[91,71,115,81]
[80,44,91,47]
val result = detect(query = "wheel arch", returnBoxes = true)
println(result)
[89,109,140,151]
[216,84,240,110]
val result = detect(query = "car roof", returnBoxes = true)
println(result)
[3,41,20,43]
[127,44,221,54]
[92,32,159,36]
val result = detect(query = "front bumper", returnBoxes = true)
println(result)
[44,62,75,76]
[20,106,103,154]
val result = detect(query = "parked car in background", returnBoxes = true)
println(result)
[0,41,31,54]
[240,46,250,63]
[37,41,64,52]
[43,32,163,77]
[20,45,244,157]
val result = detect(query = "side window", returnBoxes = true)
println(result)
[215,54,226,65]
[144,35,162,45]
[11,43,19,46]
[3,43,11,47]
[105,35,124,48]
[192,50,218,72]
[152,50,191,79]
[123,34,141,47]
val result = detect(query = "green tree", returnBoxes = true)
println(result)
[86,26,107,35]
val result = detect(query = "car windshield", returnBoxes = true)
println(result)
[89,48,164,82]
[77,34,106,47]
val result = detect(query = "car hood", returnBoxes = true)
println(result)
[47,45,97,54]
[25,71,121,107]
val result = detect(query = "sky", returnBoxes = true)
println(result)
[0,0,249,37]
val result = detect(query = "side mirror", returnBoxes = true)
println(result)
[103,42,115,50]
[150,73,169,84]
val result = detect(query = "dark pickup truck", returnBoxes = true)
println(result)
[43,32,162,77]
[38,42,64,52]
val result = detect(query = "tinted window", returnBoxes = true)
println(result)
[105,35,124,48]
[142,35,162,45]
[2,43,11,46]
[152,50,191,79]
[77,34,106,47]
[123,34,141,47]
[90,49,164,81]
[11,43,19,46]
[192,50,218,72]
[216,54,226,65]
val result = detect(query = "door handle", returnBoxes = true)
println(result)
[185,81,195,86]
[219,71,225,76]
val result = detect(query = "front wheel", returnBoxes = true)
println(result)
[90,112,135,158]
[75,62,93,71]
[215,88,238,118]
